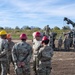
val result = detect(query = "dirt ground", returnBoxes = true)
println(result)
[9,40,75,75]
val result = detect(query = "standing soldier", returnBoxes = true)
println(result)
[44,25,50,37]
[49,32,53,48]
[0,30,8,75]
[58,36,63,50]
[12,33,32,75]
[63,35,70,50]
[49,32,57,49]
[7,34,15,74]
[32,32,42,75]
[37,36,53,75]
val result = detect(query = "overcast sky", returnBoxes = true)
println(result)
[0,0,75,29]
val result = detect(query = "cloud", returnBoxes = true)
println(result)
[0,0,75,28]
[49,3,75,17]
[9,0,75,19]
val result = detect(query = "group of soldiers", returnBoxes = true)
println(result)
[0,30,53,75]
[58,34,73,50]
[44,25,74,50]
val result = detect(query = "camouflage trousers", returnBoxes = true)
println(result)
[32,54,39,75]
[58,43,62,50]
[37,62,52,75]
[64,43,70,50]
[0,61,8,75]
[14,64,30,75]
[7,55,14,74]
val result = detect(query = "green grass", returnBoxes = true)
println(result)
[0,29,70,40]
[12,35,20,40]
[12,35,33,40]
[27,35,33,40]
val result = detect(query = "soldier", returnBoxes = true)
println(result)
[49,32,57,49]
[32,32,42,75]
[0,30,8,75]
[12,33,32,75]
[44,25,50,37]
[63,35,70,50]
[58,36,63,50]
[6,34,15,74]
[48,32,53,48]
[37,36,53,75]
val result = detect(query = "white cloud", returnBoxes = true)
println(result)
[3,0,74,19]
[0,0,75,28]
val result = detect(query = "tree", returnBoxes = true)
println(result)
[15,26,20,30]
[0,27,4,29]
[53,26,60,30]
[34,27,41,30]
[62,26,71,30]
[5,27,12,30]
[21,26,31,30]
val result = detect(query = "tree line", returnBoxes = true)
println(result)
[0,25,71,30]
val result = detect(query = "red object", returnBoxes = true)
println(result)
[18,62,25,67]
[7,34,11,39]
[35,32,41,37]
[42,36,49,41]
[18,62,22,67]
[21,62,25,67]
[20,33,27,40]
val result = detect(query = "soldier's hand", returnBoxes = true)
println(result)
[17,62,22,67]
[21,62,25,67]
[17,62,25,67]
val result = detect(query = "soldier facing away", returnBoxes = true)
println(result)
[58,36,63,50]
[63,35,70,50]
[44,25,50,37]
[12,33,32,75]
[37,36,53,75]
[0,30,8,75]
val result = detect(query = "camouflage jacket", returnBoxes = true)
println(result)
[8,41,15,55]
[38,46,53,62]
[32,39,41,55]
[58,38,62,45]
[0,38,8,61]
[12,41,32,64]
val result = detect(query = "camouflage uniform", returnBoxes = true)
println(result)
[44,25,50,37]
[33,39,42,60]
[63,36,70,50]
[7,41,15,74]
[0,38,8,75]
[37,46,53,75]
[49,32,57,49]
[58,36,62,50]
[32,39,42,74]
[48,34,53,48]
[12,41,32,75]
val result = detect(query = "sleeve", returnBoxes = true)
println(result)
[42,48,53,59]
[25,45,33,63]
[0,40,8,57]
[39,47,53,61]
[37,48,43,60]
[12,45,18,63]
